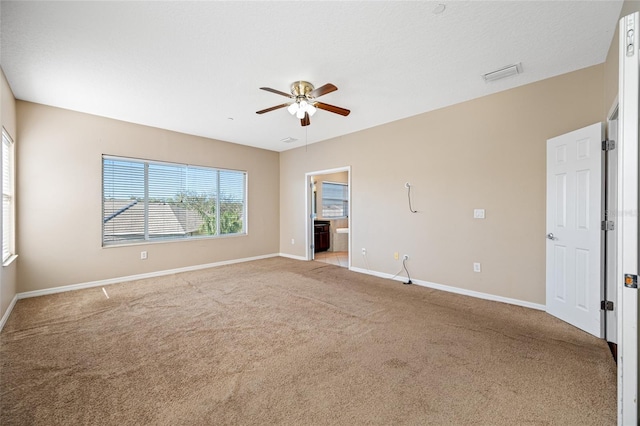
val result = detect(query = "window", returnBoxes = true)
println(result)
[321,182,348,218]
[2,129,14,263]
[102,155,246,246]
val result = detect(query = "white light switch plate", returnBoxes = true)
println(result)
[473,209,485,219]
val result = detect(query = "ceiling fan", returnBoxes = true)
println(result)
[256,81,350,126]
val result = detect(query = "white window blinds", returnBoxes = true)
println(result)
[219,170,245,235]
[2,129,14,262]
[102,156,246,246]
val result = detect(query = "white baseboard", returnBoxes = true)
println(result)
[0,294,18,332]
[278,253,307,261]
[349,266,545,311]
[17,253,280,300]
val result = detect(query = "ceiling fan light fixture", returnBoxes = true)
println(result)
[257,81,350,126]
[287,103,299,115]
[307,104,317,117]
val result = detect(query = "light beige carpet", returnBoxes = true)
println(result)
[1,257,616,425]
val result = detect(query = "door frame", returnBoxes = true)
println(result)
[617,12,639,424]
[305,166,351,266]
[605,100,618,344]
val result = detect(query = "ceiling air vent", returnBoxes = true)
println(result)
[280,137,298,144]
[482,63,522,82]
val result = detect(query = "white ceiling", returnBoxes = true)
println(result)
[0,1,624,152]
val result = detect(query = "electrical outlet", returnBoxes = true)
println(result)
[473,262,481,272]
[291,238,295,245]
[362,248,366,255]
[394,252,399,260]
[473,209,485,219]
[141,251,148,260]
[403,254,409,261]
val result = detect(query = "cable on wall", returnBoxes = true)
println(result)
[405,182,418,213]
[362,250,371,271]
[391,255,413,285]
[402,255,413,285]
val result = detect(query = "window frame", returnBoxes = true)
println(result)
[102,155,247,247]
[321,181,348,219]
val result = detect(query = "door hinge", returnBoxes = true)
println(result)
[602,140,616,151]
[601,220,615,231]
[626,14,636,57]
[601,300,614,311]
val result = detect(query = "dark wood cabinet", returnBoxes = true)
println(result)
[314,221,330,252]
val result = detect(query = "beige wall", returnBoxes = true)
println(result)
[0,68,18,319]
[16,101,280,292]
[280,65,605,305]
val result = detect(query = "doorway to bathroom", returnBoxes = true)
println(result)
[305,166,350,268]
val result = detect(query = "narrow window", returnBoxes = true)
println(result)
[2,129,14,262]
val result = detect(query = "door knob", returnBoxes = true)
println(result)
[546,233,555,240]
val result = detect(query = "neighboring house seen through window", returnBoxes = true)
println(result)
[2,129,14,263]
[321,182,348,218]
[102,156,247,246]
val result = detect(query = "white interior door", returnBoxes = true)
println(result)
[546,122,603,337]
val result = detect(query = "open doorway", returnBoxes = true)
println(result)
[305,167,351,268]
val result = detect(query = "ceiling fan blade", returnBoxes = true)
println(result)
[260,87,293,98]
[309,83,337,98]
[301,112,310,126]
[256,103,290,114]
[315,102,350,116]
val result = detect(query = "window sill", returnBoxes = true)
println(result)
[102,232,248,249]
[3,254,18,267]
